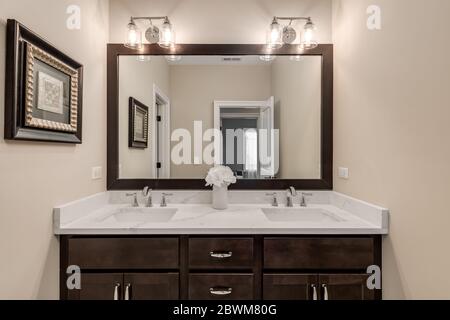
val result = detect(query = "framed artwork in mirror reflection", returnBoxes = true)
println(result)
[128,97,149,149]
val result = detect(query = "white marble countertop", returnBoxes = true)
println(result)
[53,191,389,235]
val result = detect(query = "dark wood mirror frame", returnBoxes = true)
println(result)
[107,44,333,190]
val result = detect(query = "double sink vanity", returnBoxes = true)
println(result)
[51,43,389,300]
[54,190,388,300]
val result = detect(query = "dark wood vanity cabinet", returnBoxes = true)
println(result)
[60,235,381,300]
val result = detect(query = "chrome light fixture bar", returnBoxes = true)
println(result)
[266,16,318,50]
[125,16,176,49]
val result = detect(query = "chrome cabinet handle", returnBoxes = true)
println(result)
[311,284,318,300]
[322,284,329,300]
[124,283,131,300]
[113,283,121,300]
[209,251,233,259]
[210,287,233,296]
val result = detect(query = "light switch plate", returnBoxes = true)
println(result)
[338,167,349,179]
[91,166,102,180]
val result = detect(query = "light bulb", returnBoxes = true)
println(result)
[158,18,175,48]
[125,20,142,50]
[266,19,283,50]
[300,20,318,50]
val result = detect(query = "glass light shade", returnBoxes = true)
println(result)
[165,55,182,62]
[300,21,318,50]
[125,21,142,49]
[266,20,283,50]
[158,20,176,48]
[259,55,276,62]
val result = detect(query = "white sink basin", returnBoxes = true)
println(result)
[261,208,346,223]
[101,207,178,224]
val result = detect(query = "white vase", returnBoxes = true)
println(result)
[212,185,228,210]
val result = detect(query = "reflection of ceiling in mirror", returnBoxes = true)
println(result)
[166,55,274,66]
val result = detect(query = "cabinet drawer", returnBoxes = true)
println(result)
[263,274,317,300]
[68,237,179,269]
[264,238,374,270]
[189,274,254,300]
[189,238,254,269]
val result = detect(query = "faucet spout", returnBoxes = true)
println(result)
[286,186,297,207]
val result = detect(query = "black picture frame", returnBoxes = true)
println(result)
[128,97,149,149]
[107,44,333,190]
[4,19,83,144]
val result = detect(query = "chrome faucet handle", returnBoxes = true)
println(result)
[143,187,152,207]
[160,193,173,207]
[300,192,313,207]
[126,192,139,207]
[266,193,278,207]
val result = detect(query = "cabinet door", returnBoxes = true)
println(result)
[263,274,318,300]
[319,274,375,300]
[67,273,123,300]
[123,273,179,300]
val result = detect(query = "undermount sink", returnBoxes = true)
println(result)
[261,208,346,223]
[102,207,178,223]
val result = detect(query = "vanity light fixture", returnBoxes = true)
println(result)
[266,16,318,50]
[301,18,318,49]
[266,18,283,49]
[159,17,176,48]
[125,19,142,49]
[125,16,176,49]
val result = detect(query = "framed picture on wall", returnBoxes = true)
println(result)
[4,19,83,144]
[128,97,149,149]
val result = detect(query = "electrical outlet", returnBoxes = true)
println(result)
[91,166,102,180]
[338,167,349,179]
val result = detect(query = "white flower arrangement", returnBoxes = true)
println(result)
[205,166,237,188]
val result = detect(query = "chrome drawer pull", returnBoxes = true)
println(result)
[124,283,131,300]
[311,284,318,300]
[210,287,233,296]
[209,251,233,259]
[113,283,120,300]
[322,284,329,300]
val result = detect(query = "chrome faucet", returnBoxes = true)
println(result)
[160,193,173,207]
[143,187,152,207]
[300,193,313,207]
[266,193,278,207]
[126,192,139,207]
[286,187,297,207]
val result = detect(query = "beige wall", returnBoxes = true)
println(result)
[118,56,170,179]
[0,0,109,299]
[109,0,332,44]
[169,65,271,178]
[272,57,322,179]
[333,0,450,299]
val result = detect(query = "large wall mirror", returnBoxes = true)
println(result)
[108,44,333,190]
